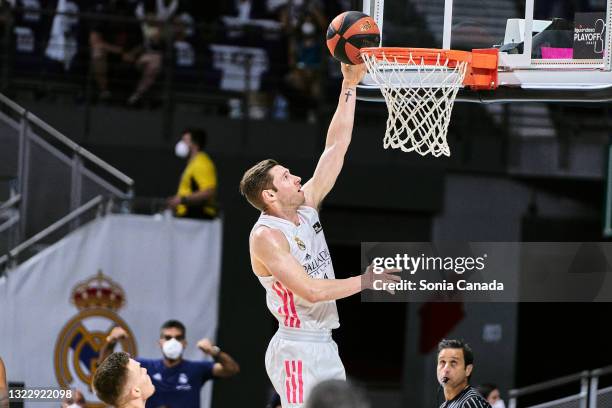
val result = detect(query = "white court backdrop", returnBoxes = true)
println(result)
[0,214,223,408]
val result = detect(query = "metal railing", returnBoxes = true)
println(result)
[0,93,134,270]
[590,366,612,408]
[509,366,612,408]
[0,195,105,271]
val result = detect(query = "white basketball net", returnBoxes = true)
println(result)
[361,50,469,157]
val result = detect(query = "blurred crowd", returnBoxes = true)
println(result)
[0,0,352,120]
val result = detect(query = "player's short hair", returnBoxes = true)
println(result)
[183,128,207,150]
[92,351,130,405]
[437,339,473,367]
[160,320,186,337]
[239,159,279,211]
[306,380,370,408]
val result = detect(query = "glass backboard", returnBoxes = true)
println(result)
[360,0,612,101]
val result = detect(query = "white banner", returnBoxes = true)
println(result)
[0,214,223,408]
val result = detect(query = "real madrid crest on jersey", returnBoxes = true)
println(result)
[54,271,137,407]
[294,236,306,251]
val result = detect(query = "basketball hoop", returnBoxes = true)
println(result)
[360,47,498,157]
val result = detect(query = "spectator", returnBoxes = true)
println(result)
[123,10,165,105]
[171,12,196,79]
[0,357,7,408]
[305,380,370,408]
[61,388,86,408]
[89,0,140,100]
[284,7,325,121]
[99,320,239,408]
[92,351,155,408]
[437,339,491,408]
[476,384,505,408]
[6,0,46,76]
[44,0,81,72]
[167,128,218,219]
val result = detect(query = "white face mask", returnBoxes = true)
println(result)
[162,338,184,360]
[66,405,82,408]
[175,140,189,158]
[301,21,315,36]
[492,400,506,408]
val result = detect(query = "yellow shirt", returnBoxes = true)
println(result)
[176,151,217,218]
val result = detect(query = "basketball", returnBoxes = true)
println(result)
[326,11,381,65]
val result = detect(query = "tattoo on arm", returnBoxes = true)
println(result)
[344,88,353,102]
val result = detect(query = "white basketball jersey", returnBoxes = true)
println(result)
[251,206,340,330]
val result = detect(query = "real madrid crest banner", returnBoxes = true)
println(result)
[0,214,223,408]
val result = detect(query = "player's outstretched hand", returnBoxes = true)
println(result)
[341,63,367,87]
[363,264,402,295]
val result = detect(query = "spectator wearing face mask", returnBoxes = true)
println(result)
[167,128,218,220]
[99,320,240,408]
[476,384,505,408]
[284,4,326,121]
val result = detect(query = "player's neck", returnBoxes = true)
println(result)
[265,206,300,225]
[444,382,469,401]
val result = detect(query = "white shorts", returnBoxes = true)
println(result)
[265,327,346,408]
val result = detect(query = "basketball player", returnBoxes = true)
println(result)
[0,357,8,408]
[92,351,155,408]
[437,339,491,408]
[240,63,400,407]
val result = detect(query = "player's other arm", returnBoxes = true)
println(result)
[251,227,399,302]
[302,64,366,209]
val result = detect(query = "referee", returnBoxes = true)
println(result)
[436,339,491,408]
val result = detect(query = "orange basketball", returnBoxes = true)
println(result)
[326,11,380,65]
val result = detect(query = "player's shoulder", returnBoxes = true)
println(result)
[298,204,319,215]
[251,226,288,249]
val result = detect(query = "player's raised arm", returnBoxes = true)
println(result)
[250,227,399,302]
[302,63,367,209]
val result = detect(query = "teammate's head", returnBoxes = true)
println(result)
[306,380,370,408]
[159,320,187,361]
[240,159,305,212]
[437,339,474,388]
[92,352,154,407]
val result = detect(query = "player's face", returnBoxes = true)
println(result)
[437,348,471,388]
[268,165,305,208]
[126,359,155,400]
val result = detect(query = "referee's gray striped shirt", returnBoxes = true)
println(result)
[440,386,492,408]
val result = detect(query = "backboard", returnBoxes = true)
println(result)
[359,0,612,102]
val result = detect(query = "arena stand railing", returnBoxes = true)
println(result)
[508,365,612,408]
[0,93,134,273]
